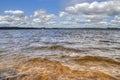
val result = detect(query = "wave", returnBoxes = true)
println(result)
[74,56,120,65]
[43,41,77,45]
[22,45,85,52]
[99,40,120,44]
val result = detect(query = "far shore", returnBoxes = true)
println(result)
[0,27,120,30]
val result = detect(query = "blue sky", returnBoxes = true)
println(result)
[0,0,106,15]
[0,0,62,15]
[0,0,120,28]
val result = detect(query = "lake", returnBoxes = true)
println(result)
[0,29,120,80]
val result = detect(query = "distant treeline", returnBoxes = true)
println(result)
[0,27,120,30]
[0,27,40,29]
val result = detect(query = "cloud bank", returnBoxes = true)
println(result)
[0,0,120,28]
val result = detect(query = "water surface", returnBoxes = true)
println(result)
[0,29,120,80]
[0,29,120,59]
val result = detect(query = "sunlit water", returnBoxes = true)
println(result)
[0,29,120,61]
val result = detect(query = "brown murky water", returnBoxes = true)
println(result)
[0,29,120,80]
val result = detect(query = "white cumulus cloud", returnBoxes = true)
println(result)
[31,10,56,27]
[66,1,120,16]
[4,10,24,17]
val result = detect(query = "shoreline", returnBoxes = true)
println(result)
[0,27,120,30]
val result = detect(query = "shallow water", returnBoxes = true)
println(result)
[0,29,120,80]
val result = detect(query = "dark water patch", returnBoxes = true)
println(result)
[113,48,120,50]
[99,40,120,44]
[91,48,110,51]
[43,41,80,45]
[115,57,120,61]
[5,74,27,80]
[110,41,120,44]
[0,50,6,53]
[0,55,4,60]
[0,67,17,80]
[84,47,111,52]
[0,77,6,80]
[99,40,111,43]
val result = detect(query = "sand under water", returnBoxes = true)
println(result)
[0,54,120,80]
[0,29,120,80]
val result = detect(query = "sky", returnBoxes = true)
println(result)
[0,0,120,28]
